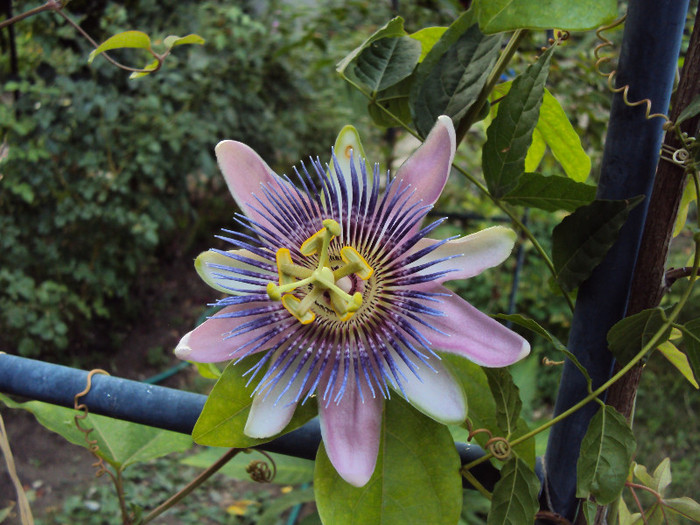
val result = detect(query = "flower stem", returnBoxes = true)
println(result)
[140,448,244,524]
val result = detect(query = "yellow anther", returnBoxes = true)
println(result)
[267,219,372,324]
[338,246,373,280]
[281,295,316,324]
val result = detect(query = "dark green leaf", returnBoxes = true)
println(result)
[607,307,671,366]
[681,318,700,380]
[368,78,413,127]
[503,172,596,212]
[487,457,540,525]
[409,27,447,62]
[88,30,152,64]
[314,397,462,525]
[181,448,314,485]
[410,10,502,138]
[192,356,317,447]
[576,405,636,505]
[552,196,644,292]
[0,393,191,469]
[476,0,617,33]
[483,368,521,436]
[353,37,421,94]
[483,46,554,197]
[676,94,700,126]
[495,313,592,385]
[337,17,407,80]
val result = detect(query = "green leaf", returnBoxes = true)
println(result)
[475,0,617,33]
[192,361,222,380]
[524,128,546,172]
[88,30,152,64]
[368,78,413,127]
[494,313,592,385]
[353,36,421,94]
[633,458,672,496]
[503,172,596,212]
[676,94,700,126]
[129,58,160,79]
[162,33,205,50]
[483,368,521,436]
[314,397,462,525]
[192,356,317,447]
[442,355,535,466]
[607,307,671,366]
[552,196,644,292]
[483,45,554,198]
[409,27,448,62]
[537,90,591,182]
[663,497,700,522]
[487,457,540,525]
[257,486,316,525]
[657,341,699,389]
[337,17,407,80]
[182,448,314,485]
[682,318,700,382]
[0,393,191,469]
[410,10,503,138]
[576,405,636,505]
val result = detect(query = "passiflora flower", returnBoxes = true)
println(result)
[176,116,529,487]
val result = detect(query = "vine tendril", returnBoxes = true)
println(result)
[73,369,112,479]
[246,450,278,483]
[464,419,513,460]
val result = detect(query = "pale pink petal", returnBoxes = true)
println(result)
[425,287,530,367]
[391,353,466,425]
[318,371,383,487]
[174,305,288,362]
[393,115,456,209]
[244,357,306,438]
[407,226,516,283]
[215,140,278,225]
[195,249,274,295]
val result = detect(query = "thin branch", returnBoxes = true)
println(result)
[0,0,61,30]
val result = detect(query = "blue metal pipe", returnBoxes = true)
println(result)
[0,353,499,486]
[542,1,689,520]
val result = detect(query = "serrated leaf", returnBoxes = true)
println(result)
[503,172,596,212]
[88,30,152,64]
[483,368,521,436]
[192,356,317,448]
[337,17,407,79]
[672,177,697,237]
[182,448,314,485]
[494,313,592,385]
[163,33,205,50]
[410,10,502,138]
[676,94,700,126]
[353,36,421,95]
[552,196,644,292]
[607,307,671,366]
[664,497,700,521]
[657,341,699,389]
[409,27,447,62]
[487,457,540,525]
[483,46,554,198]
[682,318,700,382]
[314,397,462,525]
[475,0,617,33]
[576,405,636,505]
[537,90,591,181]
[0,393,191,469]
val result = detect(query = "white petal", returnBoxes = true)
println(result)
[408,226,516,283]
[195,249,273,295]
[391,353,467,425]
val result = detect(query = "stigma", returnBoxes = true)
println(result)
[266,219,373,324]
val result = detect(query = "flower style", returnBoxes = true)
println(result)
[175,116,530,487]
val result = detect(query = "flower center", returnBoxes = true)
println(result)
[266,219,373,324]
